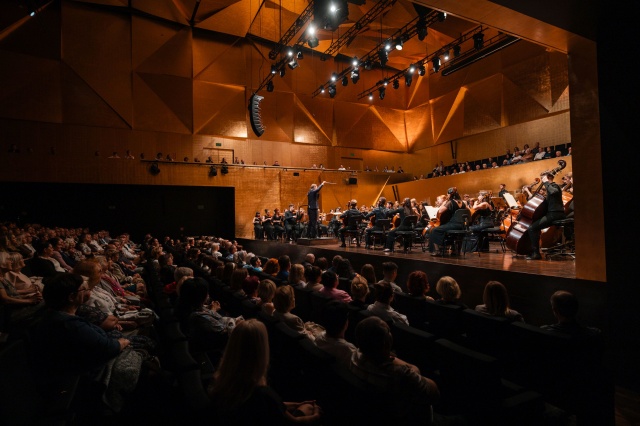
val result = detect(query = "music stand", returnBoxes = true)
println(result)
[491,197,508,209]
[502,193,520,210]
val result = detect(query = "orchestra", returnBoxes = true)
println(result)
[250,161,574,261]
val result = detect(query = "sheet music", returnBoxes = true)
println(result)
[424,206,439,220]
[502,193,519,209]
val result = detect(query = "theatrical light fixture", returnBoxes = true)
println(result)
[307,24,316,35]
[297,51,304,59]
[266,80,274,92]
[330,3,337,13]
[363,60,373,70]
[352,56,359,67]
[473,32,485,50]
[432,56,441,73]
[383,78,389,86]
[287,58,299,69]
[417,18,427,41]
[320,85,326,93]
[385,41,392,51]
[443,49,450,61]
[307,36,319,48]
[149,162,160,175]
[351,69,360,84]
[271,65,277,74]
[378,48,388,67]
[438,12,447,22]
[395,37,403,51]
[209,166,217,177]
[405,71,413,87]
[331,72,339,82]
[408,63,415,73]
[418,64,426,76]
[378,86,386,100]
[342,75,349,86]
[368,93,373,100]
[328,84,336,98]
[392,79,399,89]
[279,67,286,77]
[453,45,461,57]
[287,49,294,57]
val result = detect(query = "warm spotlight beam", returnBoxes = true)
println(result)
[268,1,315,60]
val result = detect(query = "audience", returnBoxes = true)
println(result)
[377,262,402,293]
[318,271,352,303]
[474,281,524,322]
[435,276,468,308]
[406,271,434,301]
[314,300,357,366]
[367,281,409,325]
[349,274,370,310]
[541,291,601,338]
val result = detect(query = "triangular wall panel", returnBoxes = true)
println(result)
[197,0,263,38]
[293,96,332,145]
[502,76,549,126]
[132,74,191,133]
[406,103,434,152]
[131,15,183,70]
[138,73,194,132]
[463,75,502,135]
[193,81,247,137]
[132,0,188,25]
[137,28,193,78]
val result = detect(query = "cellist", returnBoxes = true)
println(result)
[525,171,565,260]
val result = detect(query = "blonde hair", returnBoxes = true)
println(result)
[273,285,295,313]
[7,252,25,270]
[288,264,305,285]
[351,274,369,300]
[210,319,270,410]
[436,276,462,302]
[72,259,101,288]
[257,279,276,303]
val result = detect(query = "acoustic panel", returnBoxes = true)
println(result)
[194,81,247,136]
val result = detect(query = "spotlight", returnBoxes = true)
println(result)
[266,80,274,92]
[352,56,359,67]
[432,56,441,73]
[351,69,360,84]
[392,79,399,89]
[395,37,403,51]
[342,75,349,86]
[320,85,325,93]
[383,78,389,86]
[287,49,294,57]
[328,85,336,98]
[443,49,450,61]
[405,70,413,87]
[473,33,484,50]
[279,67,286,77]
[271,64,278,74]
[221,165,229,175]
[297,51,303,59]
[308,36,319,48]
[378,48,388,67]
[438,12,447,22]
[408,63,415,73]
[417,18,427,41]
[453,45,461,57]
[385,41,392,51]
[330,3,337,13]
[209,166,217,177]
[149,162,160,175]
[331,72,338,82]
[418,64,426,76]
[307,24,316,36]
[363,60,373,70]
[287,58,299,69]
[30,10,36,17]
[368,93,373,100]
[378,86,386,100]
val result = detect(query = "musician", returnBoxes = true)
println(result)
[498,184,508,199]
[329,207,342,237]
[284,204,297,241]
[295,207,306,239]
[338,200,361,248]
[364,197,389,249]
[272,208,285,240]
[262,209,275,240]
[526,172,565,260]
[317,212,329,237]
[428,188,467,256]
[410,198,425,234]
[307,181,327,239]
[253,212,264,240]
[467,193,495,252]
[383,198,415,253]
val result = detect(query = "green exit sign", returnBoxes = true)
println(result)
[350,153,354,156]
[215,142,222,147]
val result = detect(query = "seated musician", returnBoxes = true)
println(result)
[428,188,467,256]
[317,213,329,237]
[262,209,275,240]
[338,200,361,248]
[410,198,424,234]
[466,193,495,252]
[272,208,285,240]
[253,212,263,240]
[364,197,389,249]
[283,204,296,242]
[526,171,565,260]
[383,198,415,253]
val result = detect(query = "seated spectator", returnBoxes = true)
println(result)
[315,301,356,366]
[301,253,315,270]
[349,274,370,310]
[257,279,276,315]
[288,263,306,288]
[350,317,439,425]
[29,240,63,277]
[73,260,132,317]
[158,253,176,285]
[475,281,524,322]
[210,319,322,425]
[406,271,434,301]
[0,252,43,322]
[163,266,194,299]
[377,262,402,293]
[315,257,328,272]
[221,262,236,286]
[275,255,291,282]
[246,255,263,272]
[230,268,248,297]
[262,258,280,277]
[367,281,409,325]
[49,237,74,272]
[541,291,601,338]
[305,266,323,292]
[435,276,468,308]
[318,271,352,303]
[242,275,261,304]
[336,258,356,281]
[5,252,42,291]
[273,285,314,339]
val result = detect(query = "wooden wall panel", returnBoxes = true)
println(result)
[132,16,183,70]
[194,82,247,137]
[463,75,502,135]
[406,103,434,152]
[293,96,333,145]
[430,90,464,144]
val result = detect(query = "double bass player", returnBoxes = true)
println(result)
[525,171,565,260]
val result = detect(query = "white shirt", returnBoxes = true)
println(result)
[367,301,409,325]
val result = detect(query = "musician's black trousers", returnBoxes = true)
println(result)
[308,208,318,238]
[528,211,565,252]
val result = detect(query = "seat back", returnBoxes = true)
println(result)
[375,218,391,230]
[291,285,313,321]
[390,322,437,375]
[449,208,471,228]
[392,292,428,327]
[400,214,418,228]
[460,308,512,357]
[309,291,333,322]
[347,214,364,228]
[422,301,465,339]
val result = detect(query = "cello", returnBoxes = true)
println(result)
[505,160,567,255]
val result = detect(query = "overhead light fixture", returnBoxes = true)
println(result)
[209,166,217,177]
[418,64,426,76]
[266,80,274,92]
[383,78,389,86]
[443,49,450,61]
[308,36,319,48]
[385,41,392,51]
[307,24,316,36]
[279,67,286,77]
[438,12,447,22]
[408,63,415,73]
[328,85,336,98]
[342,75,349,86]
[395,37,403,51]
[320,85,325,93]
[432,56,441,73]
[271,65,278,74]
[287,49,294,57]
[352,56,359,67]
[297,51,304,59]
[473,33,485,50]
[149,162,160,175]
[405,71,413,87]
[363,60,373,70]
[378,48,388,67]
[368,93,373,101]
[351,69,360,84]
[330,3,337,13]
[378,86,386,100]
[287,58,299,69]
[453,45,461,57]
[392,79,399,89]
[417,18,427,41]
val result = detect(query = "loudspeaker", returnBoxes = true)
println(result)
[248,94,265,137]
[348,177,357,185]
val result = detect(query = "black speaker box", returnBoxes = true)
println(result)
[348,177,357,185]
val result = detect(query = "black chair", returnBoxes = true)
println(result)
[394,215,419,252]
[309,291,333,322]
[239,298,261,319]
[392,291,428,329]
[291,285,313,321]
[344,214,365,247]
[459,308,513,358]
[422,300,465,340]
[544,218,575,260]
[440,208,471,256]
[390,322,437,376]
[369,218,391,249]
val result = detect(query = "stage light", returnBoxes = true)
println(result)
[438,12,447,22]
[432,56,441,73]
[405,71,413,87]
[383,78,389,86]
[352,56,359,67]
[297,51,304,59]
[418,64,426,76]
[443,49,450,61]
[378,86,386,100]
[287,58,299,69]
[266,80,274,92]
[385,41,392,51]
[368,93,373,100]
[287,49,294,57]
[473,32,484,50]
[331,72,339,82]
[308,36,319,48]
[395,37,403,50]
[417,18,427,41]
[320,85,325,93]
[453,45,461,57]
[363,60,372,70]
[351,69,360,84]
[378,48,388,67]
[392,79,399,89]
[408,63,415,73]
[279,67,286,77]
[328,85,336,98]
[209,166,217,176]
[271,64,277,74]
[342,75,349,86]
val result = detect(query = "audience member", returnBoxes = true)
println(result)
[257,279,276,315]
[319,271,352,303]
[541,291,601,338]
[367,281,408,325]
[406,271,434,301]
[314,300,356,366]
[435,276,468,308]
[474,281,524,322]
[349,274,370,310]
[377,262,402,293]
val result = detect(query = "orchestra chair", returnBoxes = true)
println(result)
[344,214,365,247]
[440,208,471,256]
[393,215,419,253]
[369,218,391,249]
[543,218,575,260]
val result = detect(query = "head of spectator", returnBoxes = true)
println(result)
[406,271,430,298]
[321,270,339,290]
[288,263,305,287]
[303,253,315,267]
[273,285,296,314]
[482,281,512,316]
[435,276,462,303]
[257,280,276,306]
[230,268,248,293]
[381,262,398,283]
[373,281,394,305]
[72,259,101,289]
[315,257,328,271]
[351,274,369,303]
[355,316,393,365]
[176,277,209,314]
[330,255,343,272]
[360,264,377,285]
[277,255,291,273]
[550,290,579,324]
[336,258,355,280]
[42,273,89,312]
[262,258,280,276]
[321,300,350,339]
[242,275,260,299]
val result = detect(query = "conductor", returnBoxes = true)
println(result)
[307,181,327,238]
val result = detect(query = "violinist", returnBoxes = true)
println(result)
[525,171,565,260]
[284,204,296,242]
[383,198,414,253]
[428,188,468,256]
[317,212,329,237]
[498,184,508,199]
[272,208,285,240]
[338,200,361,248]
[410,198,425,235]
[466,193,495,252]
[262,209,275,240]
[253,212,264,240]
[364,197,389,249]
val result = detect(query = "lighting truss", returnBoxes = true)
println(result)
[268,1,316,60]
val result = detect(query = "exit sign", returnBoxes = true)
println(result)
[215,142,222,147]
[350,153,354,156]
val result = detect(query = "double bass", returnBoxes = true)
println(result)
[505,160,566,255]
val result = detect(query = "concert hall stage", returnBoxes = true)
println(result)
[238,238,607,330]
